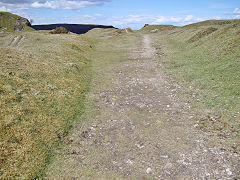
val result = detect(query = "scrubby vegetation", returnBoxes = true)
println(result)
[0,31,94,178]
[50,26,69,34]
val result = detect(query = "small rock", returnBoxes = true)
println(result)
[14,21,23,31]
[126,159,133,165]
[136,143,145,149]
[164,162,173,170]
[226,168,232,176]
[146,167,152,174]
[178,165,188,173]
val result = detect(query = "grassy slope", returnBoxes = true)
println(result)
[0,31,94,178]
[0,12,34,32]
[141,25,178,31]
[151,20,240,151]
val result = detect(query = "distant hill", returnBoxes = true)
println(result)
[141,19,240,32]
[141,24,178,32]
[32,24,116,34]
[0,12,33,32]
[0,12,116,34]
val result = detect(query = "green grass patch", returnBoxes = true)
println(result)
[0,31,94,178]
[0,12,33,32]
[152,20,240,151]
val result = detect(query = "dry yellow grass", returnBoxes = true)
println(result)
[0,31,94,178]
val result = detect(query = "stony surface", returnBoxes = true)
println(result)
[14,21,24,31]
[46,34,240,179]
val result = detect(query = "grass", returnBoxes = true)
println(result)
[152,19,240,151]
[0,12,34,32]
[141,24,178,31]
[187,27,218,43]
[0,31,94,178]
[1,15,240,178]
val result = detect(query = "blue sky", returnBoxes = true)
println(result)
[0,0,239,29]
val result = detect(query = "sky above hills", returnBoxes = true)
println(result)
[0,0,239,29]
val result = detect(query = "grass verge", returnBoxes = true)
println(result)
[0,31,94,178]
[152,20,240,152]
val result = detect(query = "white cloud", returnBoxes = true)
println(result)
[185,15,194,21]
[152,15,197,25]
[0,0,110,11]
[0,6,11,12]
[233,8,240,15]
[31,0,103,10]
[0,2,29,11]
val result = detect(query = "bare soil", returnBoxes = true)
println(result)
[46,34,239,179]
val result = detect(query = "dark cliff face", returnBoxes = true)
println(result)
[32,24,116,34]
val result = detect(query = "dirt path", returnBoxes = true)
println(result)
[47,34,239,179]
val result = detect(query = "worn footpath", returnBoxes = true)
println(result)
[46,34,239,179]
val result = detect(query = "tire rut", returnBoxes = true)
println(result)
[8,35,24,47]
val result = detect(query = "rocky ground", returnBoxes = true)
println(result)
[46,34,239,179]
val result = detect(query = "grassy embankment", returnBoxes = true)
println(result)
[144,20,240,151]
[0,30,94,178]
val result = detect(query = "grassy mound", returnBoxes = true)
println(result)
[115,28,134,34]
[0,12,33,32]
[85,28,119,39]
[0,31,94,178]
[183,19,240,28]
[50,26,69,34]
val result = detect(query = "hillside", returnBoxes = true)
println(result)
[0,12,33,32]
[141,24,178,32]
[32,24,116,34]
[151,19,240,150]
[0,15,240,179]
[0,30,94,178]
